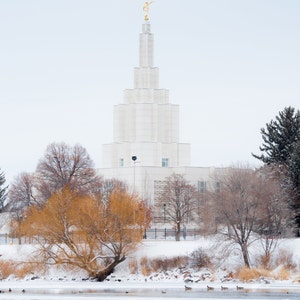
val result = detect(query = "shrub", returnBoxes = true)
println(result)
[128,259,138,274]
[140,257,151,276]
[256,253,272,270]
[170,256,188,269]
[189,247,211,270]
[0,260,16,279]
[138,256,188,275]
[235,267,271,281]
[150,256,188,272]
[294,277,300,283]
[275,249,296,271]
[0,260,39,279]
[149,258,168,272]
[274,266,290,280]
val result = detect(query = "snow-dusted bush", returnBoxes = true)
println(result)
[150,256,188,272]
[275,248,297,271]
[139,256,188,275]
[189,247,211,270]
[0,259,39,279]
[235,267,271,282]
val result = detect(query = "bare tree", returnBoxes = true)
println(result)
[36,142,100,201]
[7,142,102,214]
[212,167,258,267]
[7,173,38,213]
[210,165,291,268]
[7,172,40,243]
[157,174,198,241]
[256,166,293,267]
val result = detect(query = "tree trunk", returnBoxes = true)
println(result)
[175,222,181,241]
[241,243,250,267]
[92,256,126,281]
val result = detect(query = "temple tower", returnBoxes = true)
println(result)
[102,22,191,169]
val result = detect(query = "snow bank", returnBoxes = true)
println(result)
[0,236,299,287]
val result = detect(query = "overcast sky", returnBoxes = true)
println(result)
[1,0,300,184]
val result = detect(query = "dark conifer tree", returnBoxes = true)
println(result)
[253,106,300,233]
[289,140,300,195]
[289,140,300,229]
[252,106,300,165]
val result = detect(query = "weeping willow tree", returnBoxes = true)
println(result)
[18,187,150,281]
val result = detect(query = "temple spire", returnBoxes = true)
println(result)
[139,23,153,67]
[143,1,154,21]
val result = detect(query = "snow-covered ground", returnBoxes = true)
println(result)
[0,237,299,299]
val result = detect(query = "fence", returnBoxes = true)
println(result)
[144,228,201,240]
[0,234,36,245]
[0,233,18,245]
[0,228,201,245]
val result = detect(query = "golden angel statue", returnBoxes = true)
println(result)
[143,1,154,21]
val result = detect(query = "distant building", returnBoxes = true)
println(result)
[99,20,226,221]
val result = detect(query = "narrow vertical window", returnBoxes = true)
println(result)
[119,158,124,167]
[198,181,207,193]
[162,158,169,167]
[215,181,220,192]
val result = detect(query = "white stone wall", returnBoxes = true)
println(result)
[124,88,169,104]
[134,67,159,89]
[113,102,180,143]
[99,166,226,206]
[102,141,190,168]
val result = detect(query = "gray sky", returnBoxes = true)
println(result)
[1,0,300,184]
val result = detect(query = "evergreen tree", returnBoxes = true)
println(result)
[0,169,8,212]
[289,140,300,228]
[253,106,300,233]
[252,106,300,165]
[289,140,300,196]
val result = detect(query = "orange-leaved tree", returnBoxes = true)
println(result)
[20,186,150,281]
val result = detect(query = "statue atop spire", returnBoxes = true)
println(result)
[143,1,154,21]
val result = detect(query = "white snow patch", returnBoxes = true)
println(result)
[0,236,299,299]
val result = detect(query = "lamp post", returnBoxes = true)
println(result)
[163,204,167,239]
[131,155,137,189]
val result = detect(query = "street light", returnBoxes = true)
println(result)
[132,156,137,189]
[163,203,166,223]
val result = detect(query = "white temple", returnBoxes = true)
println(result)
[100,16,223,214]
[102,23,190,170]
